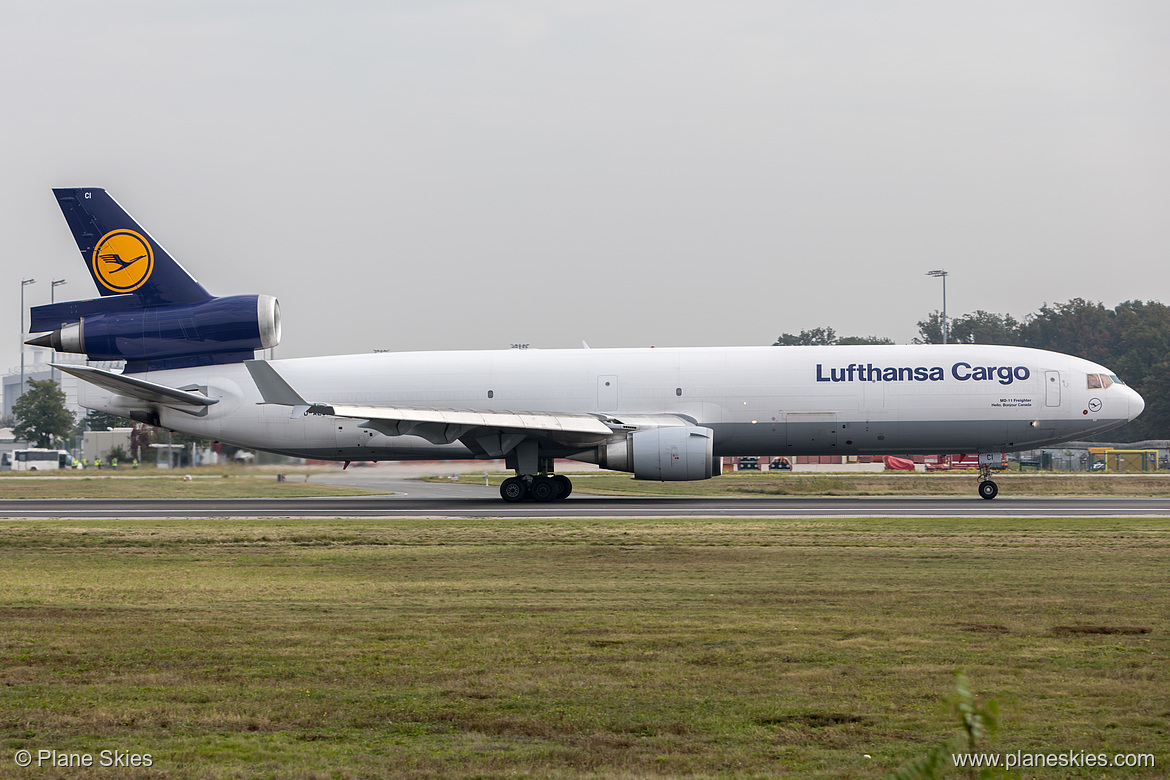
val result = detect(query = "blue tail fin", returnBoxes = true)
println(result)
[31,188,279,373]
[53,188,212,306]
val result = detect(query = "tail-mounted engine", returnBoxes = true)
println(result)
[28,294,280,367]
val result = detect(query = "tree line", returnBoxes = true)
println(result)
[775,298,1170,442]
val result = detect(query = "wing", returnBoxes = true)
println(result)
[244,359,687,457]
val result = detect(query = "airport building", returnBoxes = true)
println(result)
[2,346,118,420]
[2,362,83,420]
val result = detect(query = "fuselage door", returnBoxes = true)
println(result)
[784,411,838,452]
[598,375,619,411]
[1045,371,1061,407]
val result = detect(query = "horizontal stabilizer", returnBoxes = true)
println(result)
[52,364,218,407]
[30,295,142,334]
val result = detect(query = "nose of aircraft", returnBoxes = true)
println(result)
[1127,386,1146,421]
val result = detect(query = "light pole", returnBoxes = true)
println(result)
[19,278,36,399]
[49,279,66,383]
[926,269,948,344]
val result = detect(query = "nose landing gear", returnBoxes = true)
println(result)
[977,461,999,500]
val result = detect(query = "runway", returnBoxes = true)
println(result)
[2,494,1169,519]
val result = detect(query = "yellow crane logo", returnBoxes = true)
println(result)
[92,229,154,293]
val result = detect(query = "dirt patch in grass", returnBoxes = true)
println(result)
[955,621,1013,634]
[1051,625,1153,635]
[757,713,870,727]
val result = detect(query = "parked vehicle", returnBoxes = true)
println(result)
[925,453,1007,471]
[6,449,73,471]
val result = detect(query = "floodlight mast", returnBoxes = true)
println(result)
[19,278,37,398]
[926,269,949,344]
[49,279,66,384]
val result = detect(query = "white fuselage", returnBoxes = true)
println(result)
[78,344,1144,463]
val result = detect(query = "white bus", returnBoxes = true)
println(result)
[3,449,74,471]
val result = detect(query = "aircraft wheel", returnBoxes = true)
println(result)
[530,476,557,502]
[500,477,528,503]
[978,480,999,500]
[553,475,572,499]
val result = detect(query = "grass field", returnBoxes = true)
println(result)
[431,471,1170,498]
[1,517,1166,778]
[6,468,1170,501]
[0,474,377,499]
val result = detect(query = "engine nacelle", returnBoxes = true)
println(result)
[594,426,717,481]
[29,294,280,363]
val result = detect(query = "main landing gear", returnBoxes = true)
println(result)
[500,474,573,503]
[499,445,573,503]
[977,462,999,500]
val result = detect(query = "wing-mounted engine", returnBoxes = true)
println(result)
[28,294,280,370]
[581,426,718,480]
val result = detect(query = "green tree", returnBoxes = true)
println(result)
[1018,298,1116,364]
[916,310,1021,346]
[1130,360,1170,441]
[1111,300,1170,390]
[130,424,152,462]
[774,327,893,346]
[773,327,838,346]
[950,311,1021,345]
[1094,301,1170,441]
[914,311,946,344]
[12,379,75,448]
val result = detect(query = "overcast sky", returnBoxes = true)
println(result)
[3,1,1167,372]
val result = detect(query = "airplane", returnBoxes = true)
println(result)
[28,188,1145,502]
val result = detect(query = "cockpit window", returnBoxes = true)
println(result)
[1087,374,1102,389]
[1108,374,1124,386]
[1087,373,1116,389]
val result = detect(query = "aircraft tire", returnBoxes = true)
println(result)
[500,477,528,503]
[553,475,572,499]
[978,480,999,500]
[530,476,557,502]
